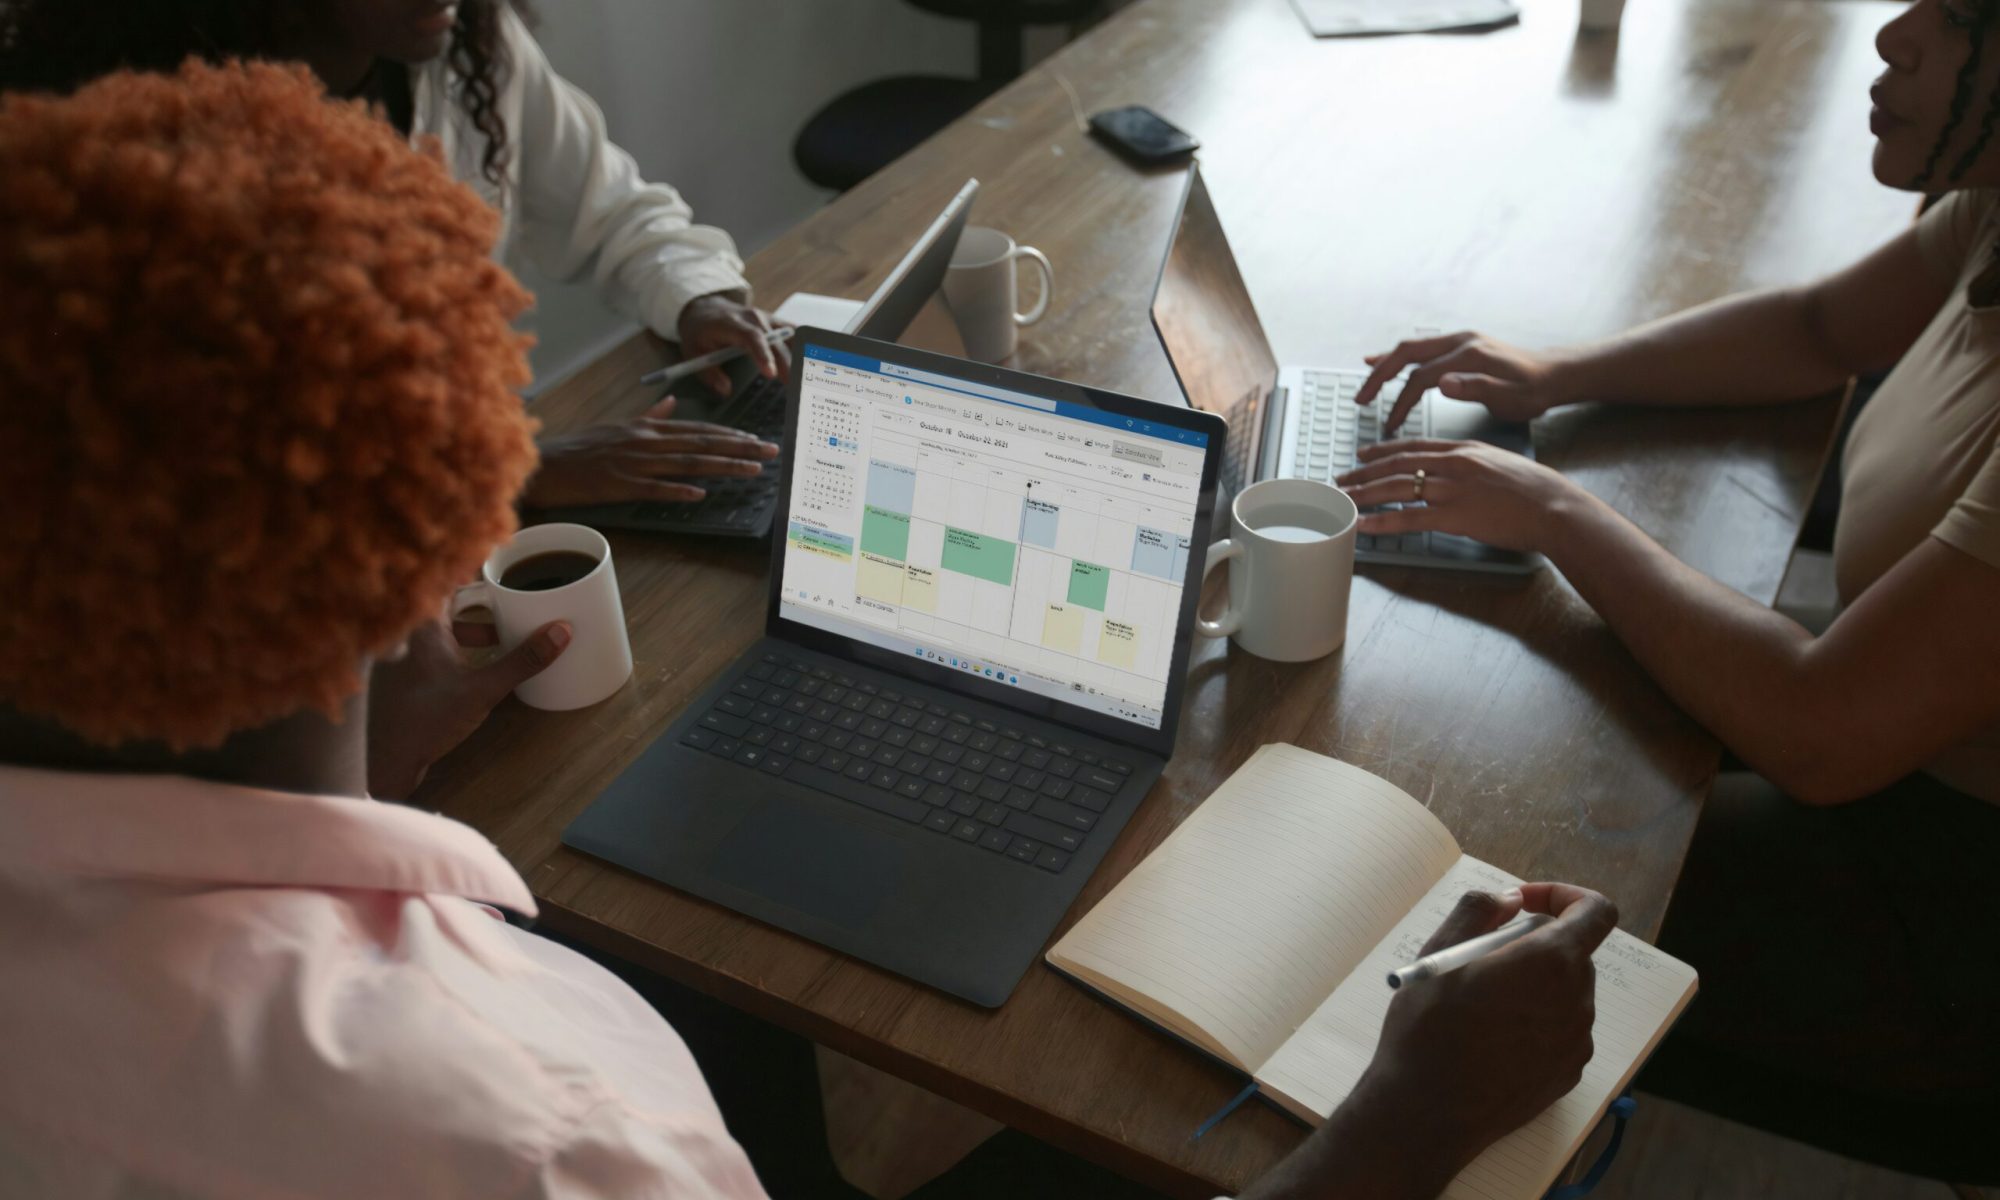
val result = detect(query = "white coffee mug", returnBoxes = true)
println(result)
[452,522,633,710]
[1197,479,1358,662]
[943,225,1053,363]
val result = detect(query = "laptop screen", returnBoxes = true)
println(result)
[778,344,1211,733]
[1150,166,1280,485]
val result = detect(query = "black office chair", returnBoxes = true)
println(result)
[794,0,1103,193]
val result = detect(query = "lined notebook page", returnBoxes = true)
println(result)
[1257,855,1699,1200]
[1047,744,1463,1072]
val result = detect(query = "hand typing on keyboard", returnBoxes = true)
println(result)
[1334,437,1582,555]
[1353,330,1571,433]
[524,394,780,508]
[1290,370,1424,484]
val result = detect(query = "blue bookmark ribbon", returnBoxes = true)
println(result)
[1192,1081,1261,1141]
[1543,1092,1638,1199]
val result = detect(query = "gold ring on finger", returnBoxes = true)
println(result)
[1412,468,1427,502]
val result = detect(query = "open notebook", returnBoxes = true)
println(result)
[1047,744,1697,1200]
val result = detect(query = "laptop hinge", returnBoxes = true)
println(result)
[1258,383,1289,480]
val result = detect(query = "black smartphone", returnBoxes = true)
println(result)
[1088,106,1199,166]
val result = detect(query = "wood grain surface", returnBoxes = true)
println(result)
[415,0,1917,1192]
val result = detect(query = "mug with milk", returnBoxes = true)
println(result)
[1196,479,1358,662]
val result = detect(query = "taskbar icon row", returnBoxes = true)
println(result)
[912,645,1019,686]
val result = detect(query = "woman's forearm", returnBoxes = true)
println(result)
[1548,286,1855,410]
[1542,490,1844,796]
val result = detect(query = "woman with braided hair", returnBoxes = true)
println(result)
[1328,0,2000,1181]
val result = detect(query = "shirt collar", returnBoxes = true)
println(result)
[0,765,535,915]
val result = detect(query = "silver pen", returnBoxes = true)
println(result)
[638,326,795,387]
[1386,912,1553,989]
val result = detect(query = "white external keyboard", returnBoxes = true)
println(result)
[1287,369,1428,482]
[1286,369,1435,558]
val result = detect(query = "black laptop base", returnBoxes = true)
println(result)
[562,637,1164,1007]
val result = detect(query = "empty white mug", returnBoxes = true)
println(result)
[452,522,633,710]
[943,226,1053,362]
[1197,479,1358,662]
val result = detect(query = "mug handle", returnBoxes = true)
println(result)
[1195,539,1246,639]
[1012,246,1054,326]
[450,578,495,625]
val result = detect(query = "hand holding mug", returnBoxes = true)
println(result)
[366,613,571,798]
[451,523,633,711]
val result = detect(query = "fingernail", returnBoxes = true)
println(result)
[1500,887,1523,908]
[548,622,572,649]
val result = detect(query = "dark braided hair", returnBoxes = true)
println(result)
[1952,57,2000,182]
[1914,0,2000,303]
[446,1,511,188]
[1915,3,1990,191]
[0,0,515,186]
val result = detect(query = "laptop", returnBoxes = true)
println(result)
[1151,164,1540,574]
[562,328,1226,1007]
[547,180,980,539]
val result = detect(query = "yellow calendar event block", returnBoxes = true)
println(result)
[903,564,938,613]
[856,553,905,606]
[1042,603,1084,656]
[1097,619,1138,670]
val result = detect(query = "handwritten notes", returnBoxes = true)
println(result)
[1048,742,1699,1200]
[1259,858,1698,1200]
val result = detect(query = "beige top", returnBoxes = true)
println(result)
[1835,188,2000,802]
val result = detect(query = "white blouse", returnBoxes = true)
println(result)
[411,9,751,338]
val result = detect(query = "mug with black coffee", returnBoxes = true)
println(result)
[499,550,601,592]
[454,522,633,710]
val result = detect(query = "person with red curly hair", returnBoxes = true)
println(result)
[0,57,1618,1200]
[0,58,776,1198]
[0,0,791,512]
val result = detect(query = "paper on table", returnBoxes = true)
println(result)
[1288,0,1521,37]
[773,291,866,331]
[1257,856,1699,1200]
[1047,744,1463,1071]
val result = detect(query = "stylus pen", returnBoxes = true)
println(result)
[638,327,795,387]
[1386,912,1553,989]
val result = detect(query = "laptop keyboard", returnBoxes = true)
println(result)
[1289,370,1434,557]
[629,376,786,531]
[677,650,1135,874]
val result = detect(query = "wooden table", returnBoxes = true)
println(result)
[418,0,1917,1193]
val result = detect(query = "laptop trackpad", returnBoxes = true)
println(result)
[704,805,903,930]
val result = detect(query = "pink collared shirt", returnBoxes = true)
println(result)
[0,765,769,1199]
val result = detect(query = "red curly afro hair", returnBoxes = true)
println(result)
[0,60,540,750]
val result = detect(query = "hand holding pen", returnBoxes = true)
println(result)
[640,327,796,390]
[1335,884,1617,1193]
[651,294,795,395]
